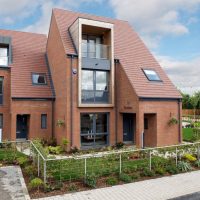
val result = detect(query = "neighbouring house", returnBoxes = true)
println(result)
[0,8,182,148]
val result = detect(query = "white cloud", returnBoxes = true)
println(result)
[109,0,200,48]
[155,53,200,94]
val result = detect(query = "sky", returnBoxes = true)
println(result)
[0,0,200,94]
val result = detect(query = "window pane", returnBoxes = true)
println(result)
[82,35,88,58]
[0,77,3,94]
[96,71,107,91]
[95,91,108,103]
[95,135,107,145]
[96,113,107,134]
[32,74,47,84]
[88,38,96,58]
[0,114,3,128]
[81,114,93,134]
[0,48,8,66]
[41,114,47,129]
[82,91,95,103]
[143,69,161,81]
[81,70,93,90]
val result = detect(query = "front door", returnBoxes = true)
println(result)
[123,113,134,142]
[16,115,28,139]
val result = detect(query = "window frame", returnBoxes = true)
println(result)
[41,114,47,129]
[0,77,4,105]
[0,114,3,129]
[142,69,162,82]
[81,69,109,103]
[32,73,47,85]
[80,112,109,148]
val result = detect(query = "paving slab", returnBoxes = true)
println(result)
[0,166,30,200]
[35,170,200,200]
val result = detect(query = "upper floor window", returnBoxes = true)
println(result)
[32,73,47,85]
[0,114,3,128]
[82,35,109,59]
[81,70,109,103]
[143,69,161,81]
[0,77,3,105]
[0,47,8,66]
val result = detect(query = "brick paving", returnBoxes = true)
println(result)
[37,171,200,200]
[0,166,29,200]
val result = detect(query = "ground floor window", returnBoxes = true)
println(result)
[80,113,109,147]
[0,114,3,128]
[41,114,47,129]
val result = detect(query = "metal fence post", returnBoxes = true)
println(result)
[119,153,122,174]
[44,160,46,184]
[37,153,40,177]
[84,158,87,180]
[149,150,152,171]
[175,147,178,166]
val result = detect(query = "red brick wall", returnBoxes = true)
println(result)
[10,100,52,140]
[0,69,11,140]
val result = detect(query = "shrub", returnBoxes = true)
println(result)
[140,168,156,177]
[119,173,132,183]
[44,183,63,192]
[154,167,166,175]
[33,139,49,158]
[165,165,179,174]
[29,178,44,191]
[177,161,192,172]
[48,146,62,155]
[115,142,124,149]
[61,138,69,152]
[184,154,197,162]
[47,138,57,147]
[106,177,118,186]
[68,183,78,192]
[194,160,200,167]
[85,173,97,188]
[131,173,140,180]
[17,156,29,167]
[24,165,37,178]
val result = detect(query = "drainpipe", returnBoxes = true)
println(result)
[70,55,74,147]
[51,99,54,139]
[178,99,181,143]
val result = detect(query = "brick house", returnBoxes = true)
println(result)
[0,8,182,148]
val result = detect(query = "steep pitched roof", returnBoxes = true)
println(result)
[52,8,181,99]
[0,30,54,99]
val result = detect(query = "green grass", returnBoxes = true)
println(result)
[183,128,194,142]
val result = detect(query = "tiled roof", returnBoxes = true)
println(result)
[0,30,54,99]
[53,8,181,99]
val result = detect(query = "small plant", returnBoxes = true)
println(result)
[48,146,62,155]
[119,173,132,183]
[85,173,97,188]
[165,165,179,174]
[70,146,79,154]
[184,154,197,162]
[194,160,200,167]
[115,142,125,149]
[61,138,69,152]
[131,173,140,180]
[140,168,156,177]
[47,138,57,147]
[29,178,44,192]
[17,156,29,167]
[56,119,65,128]
[68,183,78,192]
[177,161,192,172]
[168,117,178,126]
[106,177,118,186]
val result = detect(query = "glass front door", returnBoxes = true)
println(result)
[80,113,108,147]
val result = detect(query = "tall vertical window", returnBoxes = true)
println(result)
[0,77,3,105]
[41,114,47,129]
[0,114,3,129]
[81,70,109,103]
[0,47,8,66]
[80,113,108,147]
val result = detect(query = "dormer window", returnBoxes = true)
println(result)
[32,73,47,85]
[143,69,161,81]
[0,47,8,66]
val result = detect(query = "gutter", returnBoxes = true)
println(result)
[178,99,182,143]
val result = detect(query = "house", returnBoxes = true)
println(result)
[0,8,182,148]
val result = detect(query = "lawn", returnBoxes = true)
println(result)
[183,128,193,142]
